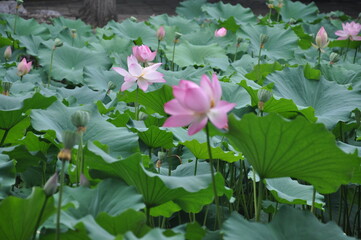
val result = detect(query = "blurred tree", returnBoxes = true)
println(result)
[79,0,116,27]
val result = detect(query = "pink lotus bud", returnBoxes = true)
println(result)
[315,27,329,49]
[44,172,58,196]
[132,45,156,63]
[157,26,165,41]
[17,58,32,77]
[4,46,12,60]
[214,27,227,37]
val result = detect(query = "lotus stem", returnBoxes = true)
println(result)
[0,128,9,147]
[344,39,350,61]
[171,40,176,71]
[76,131,84,185]
[205,123,221,229]
[194,158,198,176]
[253,170,258,220]
[311,187,316,214]
[135,85,139,121]
[317,48,321,67]
[353,47,358,64]
[256,178,264,221]
[32,196,49,240]
[48,48,56,88]
[56,160,66,240]
[13,6,19,35]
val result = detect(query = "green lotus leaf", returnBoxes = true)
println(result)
[106,19,157,49]
[239,24,298,61]
[280,0,319,22]
[265,177,324,208]
[137,126,174,149]
[83,67,122,92]
[38,43,111,84]
[267,66,361,128]
[86,143,231,212]
[164,41,227,68]
[226,113,360,194]
[223,206,353,240]
[96,209,150,238]
[176,0,207,19]
[181,139,242,163]
[62,179,144,219]
[30,101,139,158]
[320,63,361,89]
[0,154,15,200]
[201,2,256,24]
[149,14,200,35]
[0,188,55,240]
[0,15,49,36]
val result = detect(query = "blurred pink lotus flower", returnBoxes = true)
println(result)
[157,26,166,41]
[214,27,227,37]
[335,21,361,41]
[17,58,32,76]
[132,45,157,63]
[312,26,329,50]
[163,74,236,135]
[4,46,12,60]
[113,55,165,92]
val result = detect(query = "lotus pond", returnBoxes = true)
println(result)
[0,0,361,239]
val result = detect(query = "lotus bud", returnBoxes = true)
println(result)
[44,172,58,196]
[214,27,227,37]
[16,0,23,6]
[71,110,90,132]
[130,16,138,22]
[80,173,90,187]
[156,160,162,168]
[57,131,77,161]
[70,29,77,39]
[257,89,272,111]
[174,32,182,43]
[4,46,12,60]
[17,58,32,77]
[53,38,63,49]
[288,18,296,25]
[157,26,166,41]
[329,52,340,64]
[260,34,269,48]
[2,82,12,96]
[313,27,329,50]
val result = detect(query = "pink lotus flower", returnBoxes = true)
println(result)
[214,27,227,37]
[113,55,165,92]
[335,21,361,41]
[163,74,236,135]
[312,26,329,50]
[4,46,11,60]
[132,45,157,63]
[157,26,166,41]
[17,58,32,77]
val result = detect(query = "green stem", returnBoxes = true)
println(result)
[256,178,264,222]
[205,123,221,229]
[253,170,258,220]
[311,187,316,214]
[156,40,161,62]
[32,197,49,240]
[276,11,280,22]
[168,155,172,176]
[317,48,321,66]
[233,40,239,62]
[327,194,332,220]
[353,47,359,64]
[135,85,139,121]
[202,205,209,226]
[268,8,272,22]
[48,48,55,88]
[257,47,262,83]
[79,132,84,174]
[0,128,9,147]
[194,158,198,176]
[56,160,66,240]
[171,41,176,71]
[344,39,350,61]
[13,7,18,35]
[146,206,151,226]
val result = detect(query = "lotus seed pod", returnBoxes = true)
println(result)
[329,52,340,64]
[257,89,272,111]
[2,82,12,96]
[4,46,12,60]
[130,16,138,22]
[107,81,116,91]
[54,38,63,48]
[260,34,269,48]
[62,130,78,150]
[70,29,77,39]
[174,32,182,42]
[80,173,90,188]
[71,110,90,131]
[44,172,58,196]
